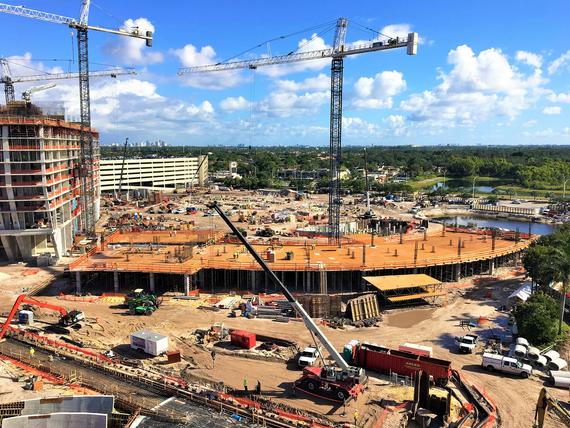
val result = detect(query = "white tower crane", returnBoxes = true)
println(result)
[22,82,57,103]
[0,1,153,236]
[179,18,417,244]
[0,60,136,104]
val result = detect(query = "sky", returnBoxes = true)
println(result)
[1,0,569,146]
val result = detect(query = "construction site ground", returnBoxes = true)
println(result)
[0,266,567,427]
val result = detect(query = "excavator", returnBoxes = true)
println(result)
[208,202,368,402]
[0,294,85,340]
[534,387,570,427]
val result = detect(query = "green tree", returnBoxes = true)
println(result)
[514,293,559,346]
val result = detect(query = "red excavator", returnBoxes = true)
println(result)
[0,294,85,340]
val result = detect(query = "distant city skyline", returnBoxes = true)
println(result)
[1,0,569,146]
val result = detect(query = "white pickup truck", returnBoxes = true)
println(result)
[482,353,532,378]
[297,346,320,368]
[455,333,479,353]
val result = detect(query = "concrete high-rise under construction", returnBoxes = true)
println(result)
[0,102,100,261]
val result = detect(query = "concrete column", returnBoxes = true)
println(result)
[0,236,17,261]
[75,271,82,294]
[489,260,495,275]
[113,271,119,293]
[184,274,190,296]
[454,264,461,282]
[149,272,155,293]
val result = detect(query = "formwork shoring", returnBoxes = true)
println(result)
[76,250,521,294]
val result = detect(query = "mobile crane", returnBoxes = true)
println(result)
[207,201,367,402]
[0,294,85,340]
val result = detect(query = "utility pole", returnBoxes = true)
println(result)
[472,176,478,200]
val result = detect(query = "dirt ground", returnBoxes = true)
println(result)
[0,265,567,427]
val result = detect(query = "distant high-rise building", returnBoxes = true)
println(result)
[0,102,100,261]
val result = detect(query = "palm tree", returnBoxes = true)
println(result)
[546,244,570,335]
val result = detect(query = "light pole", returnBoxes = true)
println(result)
[563,174,569,199]
[472,176,478,200]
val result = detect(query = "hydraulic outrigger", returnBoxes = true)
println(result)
[208,201,368,402]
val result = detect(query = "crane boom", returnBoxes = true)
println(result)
[207,201,350,370]
[178,37,415,75]
[10,68,136,84]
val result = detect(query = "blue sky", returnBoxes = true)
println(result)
[1,0,569,146]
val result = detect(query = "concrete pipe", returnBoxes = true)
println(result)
[534,355,548,369]
[526,346,540,360]
[548,357,568,371]
[516,337,529,348]
[544,350,560,363]
[514,344,527,358]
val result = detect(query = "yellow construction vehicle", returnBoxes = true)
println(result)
[534,387,570,427]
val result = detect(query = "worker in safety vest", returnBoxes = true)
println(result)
[29,347,35,359]
[353,409,359,426]
[243,378,248,392]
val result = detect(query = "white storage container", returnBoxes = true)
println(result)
[18,310,34,325]
[130,330,168,356]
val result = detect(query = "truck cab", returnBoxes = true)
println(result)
[298,346,320,368]
[455,333,479,353]
[482,352,532,378]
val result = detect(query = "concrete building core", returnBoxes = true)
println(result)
[99,155,208,192]
[0,102,100,261]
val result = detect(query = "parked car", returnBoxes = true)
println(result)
[481,353,532,378]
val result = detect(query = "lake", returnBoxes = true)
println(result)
[435,215,555,235]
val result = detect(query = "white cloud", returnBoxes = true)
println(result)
[384,114,407,136]
[342,116,381,137]
[543,106,561,115]
[516,51,542,68]
[173,44,244,89]
[104,18,163,65]
[563,127,570,136]
[257,34,331,77]
[257,90,329,118]
[548,92,570,103]
[522,120,537,127]
[352,70,406,109]
[379,24,413,41]
[220,96,250,111]
[275,73,330,92]
[400,45,545,127]
[548,50,570,75]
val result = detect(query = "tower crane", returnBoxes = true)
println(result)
[0,58,136,104]
[0,1,153,237]
[179,18,417,244]
[21,82,57,104]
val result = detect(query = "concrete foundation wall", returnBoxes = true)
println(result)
[20,395,114,416]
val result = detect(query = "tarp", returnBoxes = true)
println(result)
[507,282,532,303]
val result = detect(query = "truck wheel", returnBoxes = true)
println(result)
[336,389,347,401]
[520,371,529,379]
[129,308,136,315]
[486,365,494,371]
[306,380,318,391]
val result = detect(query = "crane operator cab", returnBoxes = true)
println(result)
[320,365,368,386]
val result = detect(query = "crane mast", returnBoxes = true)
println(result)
[0,1,153,237]
[179,19,417,245]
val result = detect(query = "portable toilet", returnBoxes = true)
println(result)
[18,310,33,325]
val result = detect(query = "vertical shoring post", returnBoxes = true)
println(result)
[77,28,95,235]
[328,57,343,245]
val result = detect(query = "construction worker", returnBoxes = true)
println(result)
[255,380,261,395]
[211,349,216,368]
[353,409,359,426]
[29,347,35,359]
[243,378,248,393]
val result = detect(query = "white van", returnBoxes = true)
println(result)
[481,353,532,378]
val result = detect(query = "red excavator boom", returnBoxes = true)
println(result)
[0,294,70,340]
